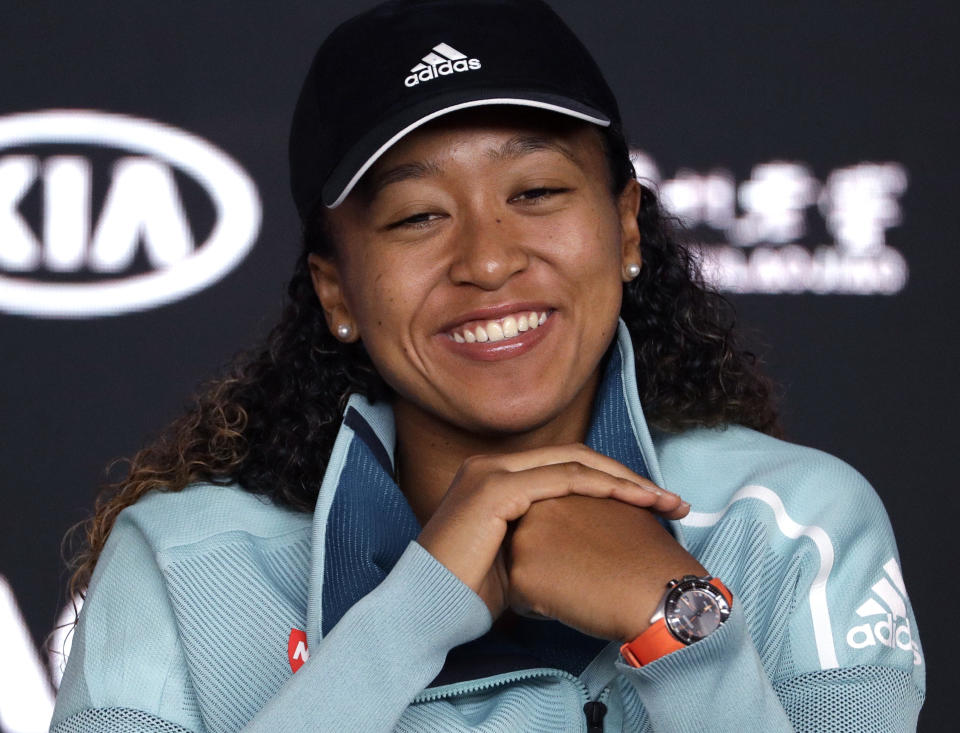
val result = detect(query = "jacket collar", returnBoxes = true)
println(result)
[306,319,669,646]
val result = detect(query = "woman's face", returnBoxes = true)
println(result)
[310,109,641,436]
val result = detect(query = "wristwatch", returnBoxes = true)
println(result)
[620,574,733,667]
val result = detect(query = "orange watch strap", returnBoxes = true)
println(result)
[620,619,686,666]
[711,578,733,605]
[620,577,733,667]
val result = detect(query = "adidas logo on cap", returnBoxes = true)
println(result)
[404,42,481,87]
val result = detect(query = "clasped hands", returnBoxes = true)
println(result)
[415,443,707,644]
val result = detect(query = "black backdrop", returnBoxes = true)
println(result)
[1,1,956,730]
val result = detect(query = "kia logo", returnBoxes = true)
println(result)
[0,110,261,317]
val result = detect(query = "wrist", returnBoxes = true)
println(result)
[616,564,709,643]
[619,574,733,666]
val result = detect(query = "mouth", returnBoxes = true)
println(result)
[436,307,557,363]
[446,309,551,344]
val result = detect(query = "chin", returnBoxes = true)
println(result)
[453,393,571,437]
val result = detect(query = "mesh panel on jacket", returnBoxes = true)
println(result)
[50,707,197,733]
[775,666,923,732]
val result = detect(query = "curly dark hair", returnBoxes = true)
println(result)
[64,119,780,603]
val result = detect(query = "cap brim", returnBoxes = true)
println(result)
[321,89,611,208]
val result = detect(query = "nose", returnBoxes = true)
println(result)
[447,214,530,290]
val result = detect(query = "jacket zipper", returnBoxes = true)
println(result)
[413,666,612,731]
[583,700,608,732]
[413,666,584,702]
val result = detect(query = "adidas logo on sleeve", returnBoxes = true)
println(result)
[405,42,481,87]
[845,558,922,666]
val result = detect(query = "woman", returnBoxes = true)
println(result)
[52,0,924,731]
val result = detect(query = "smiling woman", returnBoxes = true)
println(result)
[313,112,636,441]
[51,1,924,732]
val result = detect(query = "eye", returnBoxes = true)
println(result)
[387,211,443,229]
[510,187,571,204]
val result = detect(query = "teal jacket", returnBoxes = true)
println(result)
[51,322,925,732]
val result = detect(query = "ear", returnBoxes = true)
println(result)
[307,253,359,342]
[616,178,642,278]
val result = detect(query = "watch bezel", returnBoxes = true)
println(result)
[662,576,731,645]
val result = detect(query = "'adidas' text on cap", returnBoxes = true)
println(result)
[289,0,622,218]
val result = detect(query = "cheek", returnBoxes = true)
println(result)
[345,271,410,385]
[548,203,623,281]
[564,203,626,334]
[341,254,433,361]
[352,271,394,328]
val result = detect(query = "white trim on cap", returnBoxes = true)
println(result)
[326,98,611,208]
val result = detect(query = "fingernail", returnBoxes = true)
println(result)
[679,500,691,510]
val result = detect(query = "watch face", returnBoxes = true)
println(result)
[665,583,731,644]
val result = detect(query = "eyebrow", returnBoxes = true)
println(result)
[486,134,580,165]
[363,159,445,200]
[363,134,581,200]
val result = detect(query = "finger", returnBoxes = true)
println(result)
[483,444,687,515]
[657,499,691,520]
[482,462,675,522]
[486,443,684,504]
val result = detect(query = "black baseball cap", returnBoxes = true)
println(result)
[289,0,621,218]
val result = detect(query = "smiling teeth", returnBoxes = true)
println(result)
[450,311,550,344]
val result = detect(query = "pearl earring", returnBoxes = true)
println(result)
[624,262,641,279]
[336,323,352,339]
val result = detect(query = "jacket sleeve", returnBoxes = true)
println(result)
[50,514,206,733]
[51,524,492,732]
[612,471,925,732]
[241,539,492,731]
